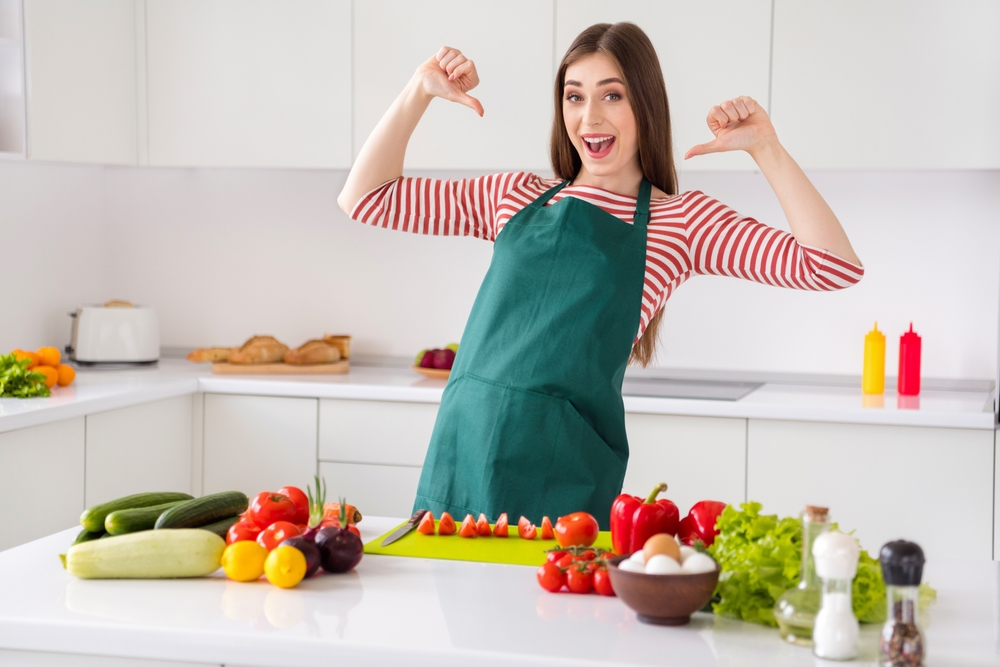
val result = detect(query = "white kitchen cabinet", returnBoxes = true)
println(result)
[624,413,746,512]
[318,398,438,467]
[555,0,771,172]
[0,418,84,551]
[319,461,421,519]
[353,0,554,170]
[203,394,317,497]
[0,649,219,667]
[0,0,26,157]
[771,0,1000,169]
[747,419,994,561]
[145,0,351,168]
[84,396,193,507]
[22,0,139,164]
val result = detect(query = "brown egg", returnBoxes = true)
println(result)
[643,533,681,563]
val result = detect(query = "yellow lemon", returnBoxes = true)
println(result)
[264,545,306,589]
[221,541,267,582]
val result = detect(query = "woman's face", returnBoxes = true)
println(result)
[562,53,639,181]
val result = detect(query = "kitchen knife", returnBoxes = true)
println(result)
[380,509,429,547]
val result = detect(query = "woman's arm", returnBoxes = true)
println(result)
[337,47,484,215]
[684,97,861,267]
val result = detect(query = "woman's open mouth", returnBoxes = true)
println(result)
[582,134,615,159]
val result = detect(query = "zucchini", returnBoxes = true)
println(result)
[73,529,105,545]
[198,515,240,538]
[80,492,194,533]
[63,529,225,579]
[105,501,186,535]
[154,491,248,530]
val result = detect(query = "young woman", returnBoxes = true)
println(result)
[338,23,862,527]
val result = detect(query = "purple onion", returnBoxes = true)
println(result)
[279,535,322,578]
[315,526,363,573]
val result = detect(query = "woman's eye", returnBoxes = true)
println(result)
[605,92,622,101]
[565,93,583,102]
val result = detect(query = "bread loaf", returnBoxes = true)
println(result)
[285,339,342,365]
[228,336,289,364]
[186,347,232,363]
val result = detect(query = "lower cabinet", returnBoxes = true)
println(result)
[747,419,995,561]
[0,418,85,552]
[0,649,218,666]
[319,461,422,518]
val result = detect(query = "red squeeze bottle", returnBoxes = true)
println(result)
[898,323,921,396]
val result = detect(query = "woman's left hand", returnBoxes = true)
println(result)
[684,96,777,160]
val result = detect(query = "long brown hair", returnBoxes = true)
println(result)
[550,22,676,367]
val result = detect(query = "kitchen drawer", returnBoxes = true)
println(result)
[319,461,421,519]
[319,399,438,467]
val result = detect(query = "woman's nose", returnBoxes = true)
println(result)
[582,99,603,126]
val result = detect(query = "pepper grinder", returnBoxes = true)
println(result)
[812,530,860,660]
[879,540,926,667]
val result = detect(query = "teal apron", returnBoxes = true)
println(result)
[414,179,651,530]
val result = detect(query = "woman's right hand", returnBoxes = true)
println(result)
[414,47,484,117]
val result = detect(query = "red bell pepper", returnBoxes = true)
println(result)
[677,500,727,547]
[610,483,681,555]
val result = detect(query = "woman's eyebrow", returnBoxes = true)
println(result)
[563,77,624,87]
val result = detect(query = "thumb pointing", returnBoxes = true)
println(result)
[460,93,484,117]
[684,140,721,160]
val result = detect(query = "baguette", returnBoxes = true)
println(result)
[186,347,232,363]
[228,336,289,365]
[322,334,351,360]
[285,339,341,365]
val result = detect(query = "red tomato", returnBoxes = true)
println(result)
[277,485,309,524]
[555,512,599,548]
[578,549,596,561]
[459,514,478,538]
[536,561,565,593]
[593,568,615,596]
[546,550,568,563]
[555,554,574,569]
[248,492,297,529]
[417,511,436,535]
[493,512,509,537]
[540,516,554,540]
[476,513,492,536]
[438,512,457,535]
[256,521,301,551]
[517,516,537,540]
[226,519,262,545]
[566,566,594,594]
[346,525,361,538]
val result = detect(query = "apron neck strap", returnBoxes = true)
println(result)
[532,180,570,209]
[633,178,651,229]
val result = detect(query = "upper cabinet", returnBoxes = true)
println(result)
[353,0,554,171]
[555,0,772,172]
[23,0,138,164]
[0,0,25,157]
[771,0,1000,169]
[146,0,351,169]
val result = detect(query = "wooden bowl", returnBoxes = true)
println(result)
[607,554,720,626]
[411,365,450,380]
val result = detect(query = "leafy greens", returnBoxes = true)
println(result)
[0,353,51,398]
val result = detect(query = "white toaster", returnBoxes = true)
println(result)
[69,302,160,364]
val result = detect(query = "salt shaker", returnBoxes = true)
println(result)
[812,530,860,660]
[879,540,925,667]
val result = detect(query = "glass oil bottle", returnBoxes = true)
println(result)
[774,505,829,645]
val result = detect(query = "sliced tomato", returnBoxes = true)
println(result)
[540,516,554,540]
[277,485,309,524]
[417,510,436,535]
[226,519,262,545]
[459,514,478,538]
[517,516,537,540]
[593,568,615,596]
[476,513,492,536]
[493,512,509,537]
[438,512,457,535]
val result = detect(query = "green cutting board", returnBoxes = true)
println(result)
[364,520,613,566]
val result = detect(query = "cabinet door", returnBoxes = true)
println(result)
[624,413,746,512]
[555,0,771,171]
[319,461,420,519]
[319,399,438,466]
[747,419,994,561]
[0,0,26,156]
[203,395,317,496]
[146,0,351,168]
[0,418,84,551]
[84,396,192,507]
[23,0,138,164]
[353,0,554,170]
[771,0,1000,169]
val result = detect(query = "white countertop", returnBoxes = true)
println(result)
[0,517,996,667]
[0,359,994,435]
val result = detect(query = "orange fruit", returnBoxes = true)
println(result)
[56,364,76,387]
[36,346,61,366]
[14,350,39,369]
[35,365,58,388]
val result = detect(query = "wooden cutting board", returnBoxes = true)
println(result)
[211,360,349,374]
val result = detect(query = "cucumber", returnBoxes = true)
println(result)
[73,529,105,545]
[80,492,194,533]
[154,491,248,530]
[198,515,241,538]
[105,501,186,535]
[64,529,225,579]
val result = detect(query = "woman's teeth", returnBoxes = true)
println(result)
[584,136,615,157]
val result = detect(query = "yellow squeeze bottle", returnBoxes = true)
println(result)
[862,322,886,394]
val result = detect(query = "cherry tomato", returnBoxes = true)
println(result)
[277,485,309,524]
[256,521,301,551]
[555,554,575,569]
[555,512,599,548]
[540,516,555,540]
[417,511,436,535]
[536,561,565,592]
[546,550,568,563]
[566,566,594,594]
[459,514,478,538]
[438,512,457,535]
[517,516,537,540]
[226,519,262,545]
[249,492,297,529]
[493,512,509,537]
[593,568,615,596]
[476,513,492,537]
[578,549,596,561]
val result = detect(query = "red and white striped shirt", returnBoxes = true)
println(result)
[351,172,864,342]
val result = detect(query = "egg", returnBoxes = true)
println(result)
[678,545,698,563]
[644,554,684,575]
[618,558,646,573]
[680,552,717,574]
[642,533,681,564]
[629,550,647,565]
